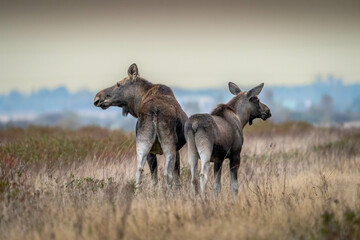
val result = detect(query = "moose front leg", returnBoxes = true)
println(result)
[229,155,241,195]
[174,151,181,189]
[213,161,223,197]
[147,153,158,186]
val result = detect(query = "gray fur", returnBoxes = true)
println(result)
[185,82,271,196]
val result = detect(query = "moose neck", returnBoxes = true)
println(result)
[228,98,251,129]
[128,79,153,118]
[239,112,251,129]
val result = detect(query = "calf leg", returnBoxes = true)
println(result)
[187,138,199,194]
[214,161,223,197]
[195,130,213,195]
[147,153,158,186]
[199,152,211,194]
[229,155,241,195]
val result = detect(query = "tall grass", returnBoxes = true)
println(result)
[0,123,359,239]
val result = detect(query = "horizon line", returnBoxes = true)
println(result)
[1,76,360,96]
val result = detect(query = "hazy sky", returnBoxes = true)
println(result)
[1,0,360,93]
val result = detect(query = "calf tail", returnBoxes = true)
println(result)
[185,118,199,138]
[185,118,199,157]
[186,128,197,151]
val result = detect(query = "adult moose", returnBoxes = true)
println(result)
[94,63,188,189]
[185,82,271,196]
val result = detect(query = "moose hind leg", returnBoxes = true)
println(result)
[136,140,153,188]
[229,155,241,195]
[163,145,177,188]
[147,153,158,186]
[156,120,178,191]
[135,121,156,189]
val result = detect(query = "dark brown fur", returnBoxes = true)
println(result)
[94,64,187,188]
[211,104,236,116]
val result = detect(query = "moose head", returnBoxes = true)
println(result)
[228,82,272,125]
[93,63,152,117]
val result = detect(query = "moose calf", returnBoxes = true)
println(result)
[185,82,271,196]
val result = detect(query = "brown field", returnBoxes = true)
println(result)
[1,122,360,239]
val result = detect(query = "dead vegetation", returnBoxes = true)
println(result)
[0,122,359,239]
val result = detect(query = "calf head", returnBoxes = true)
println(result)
[228,82,272,125]
[94,63,148,117]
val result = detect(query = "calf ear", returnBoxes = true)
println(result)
[128,63,139,80]
[228,82,241,95]
[247,83,264,98]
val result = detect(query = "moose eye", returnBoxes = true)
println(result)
[116,82,121,88]
[250,97,259,103]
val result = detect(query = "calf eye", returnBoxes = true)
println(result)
[117,82,121,88]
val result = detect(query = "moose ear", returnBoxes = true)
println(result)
[228,82,241,95]
[247,83,264,98]
[128,63,139,80]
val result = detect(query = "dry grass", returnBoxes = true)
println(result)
[1,123,360,240]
